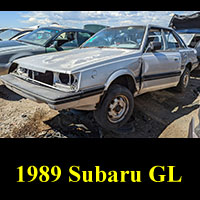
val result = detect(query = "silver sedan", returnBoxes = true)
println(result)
[1,24,198,131]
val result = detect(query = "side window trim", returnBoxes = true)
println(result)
[173,30,187,48]
[143,27,165,53]
[162,29,184,51]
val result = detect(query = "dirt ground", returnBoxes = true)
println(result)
[1,71,200,138]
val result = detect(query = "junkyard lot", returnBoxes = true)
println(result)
[0,71,200,138]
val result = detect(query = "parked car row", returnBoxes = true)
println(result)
[0,26,96,75]
[0,28,33,41]
[0,23,198,131]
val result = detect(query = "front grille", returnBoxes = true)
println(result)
[18,67,54,86]
[31,70,53,85]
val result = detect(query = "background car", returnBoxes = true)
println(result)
[0,26,94,75]
[0,28,33,41]
[0,28,8,34]
[169,12,200,63]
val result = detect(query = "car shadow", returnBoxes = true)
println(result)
[0,83,23,101]
[43,110,102,138]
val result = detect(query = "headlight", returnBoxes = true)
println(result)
[53,72,80,91]
[16,66,29,76]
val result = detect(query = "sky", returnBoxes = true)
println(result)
[0,11,199,29]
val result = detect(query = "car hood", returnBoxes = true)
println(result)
[0,40,37,54]
[15,47,141,73]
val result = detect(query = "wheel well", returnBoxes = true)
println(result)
[110,75,136,93]
[97,75,136,109]
[186,62,192,71]
[8,63,18,73]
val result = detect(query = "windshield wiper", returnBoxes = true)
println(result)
[97,46,110,48]
[80,46,110,49]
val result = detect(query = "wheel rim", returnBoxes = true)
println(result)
[183,72,189,87]
[107,95,129,124]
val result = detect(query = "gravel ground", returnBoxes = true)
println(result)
[0,71,200,138]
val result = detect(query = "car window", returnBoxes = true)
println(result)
[82,26,146,49]
[179,33,195,46]
[59,32,78,47]
[145,28,164,51]
[0,29,20,41]
[163,30,183,50]
[77,32,93,46]
[19,28,59,46]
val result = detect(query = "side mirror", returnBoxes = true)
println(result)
[149,41,162,52]
[50,40,59,48]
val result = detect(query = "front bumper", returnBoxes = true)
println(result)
[0,74,104,110]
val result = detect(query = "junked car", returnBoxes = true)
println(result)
[0,28,33,41]
[0,24,198,131]
[0,26,93,75]
[0,28,8,34]
[169,12,200,63]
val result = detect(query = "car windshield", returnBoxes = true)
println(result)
[0,29,20,41]
[19,28,60,46]
[82,26,146,49]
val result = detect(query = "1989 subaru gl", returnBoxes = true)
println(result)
[1,24,198,130]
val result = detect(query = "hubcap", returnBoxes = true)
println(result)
[107,95,129,123]
[183,73,189,87]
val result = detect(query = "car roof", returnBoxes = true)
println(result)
[36,26,93,34]
[147,24,174,30]
[101,24,174,31]
[3,28,34,32]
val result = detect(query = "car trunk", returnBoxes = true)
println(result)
[169,12,200,61]
[169,12,200,30]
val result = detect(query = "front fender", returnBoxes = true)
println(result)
[104,69,138,91]
[9,52,34,63]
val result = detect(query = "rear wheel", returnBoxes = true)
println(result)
[176,68,190,93]
[94,84,134,130]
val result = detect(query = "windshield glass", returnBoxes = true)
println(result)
[19,28,60,46]
[0,29,20,41]
[82,26,146,49]
[179,33,195,46]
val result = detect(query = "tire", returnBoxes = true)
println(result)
[176,68,190,93]
[94,84,134,130]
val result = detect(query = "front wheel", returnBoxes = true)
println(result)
[94,84,134,131]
